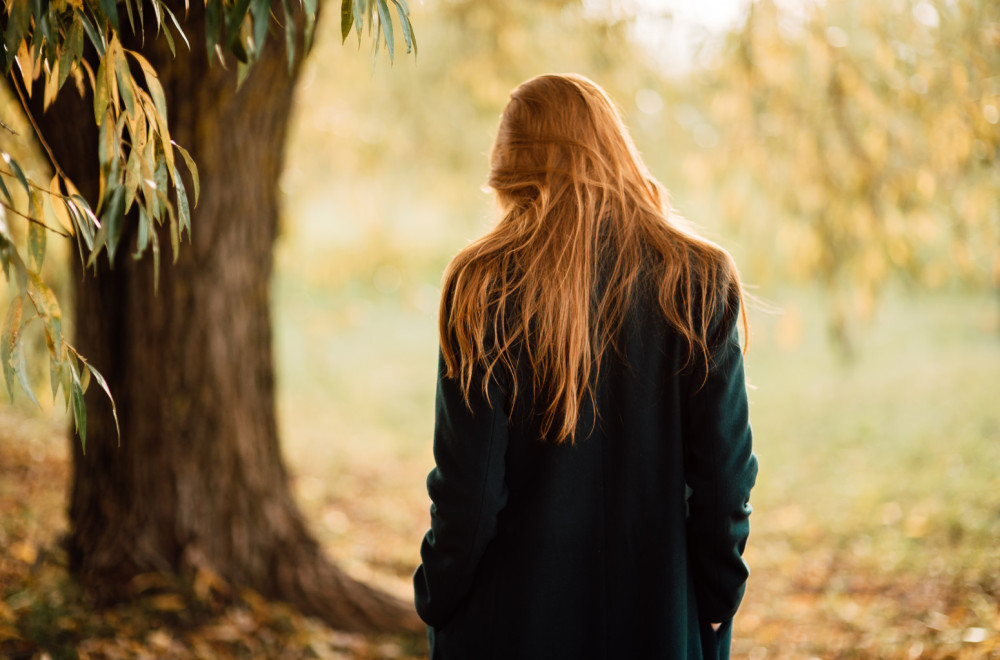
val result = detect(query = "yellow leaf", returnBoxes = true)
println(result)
[147,629,174,649]
[43,61,60,111]
[45,175,74,234]
[130,571,173,593]
[15,41,37,88]
[193,566,230,600]
[11,540,38,564]
[0,623,21,641]
[148,593,186,612]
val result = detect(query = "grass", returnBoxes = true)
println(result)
[744,289,1000,561]
[731,288,1000,658]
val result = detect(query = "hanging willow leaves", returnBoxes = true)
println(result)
[1,295,22,401]
[0,0,416,447]
[696,0,1000,347]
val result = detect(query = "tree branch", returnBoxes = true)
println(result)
[10,73,69,182]
[0,199,72,237]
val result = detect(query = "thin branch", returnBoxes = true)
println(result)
[0,118,16,135]
[0,168,74,201]
[10,72,69,181]
[0,199,73,237]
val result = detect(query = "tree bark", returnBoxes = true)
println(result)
[25,2,420,633]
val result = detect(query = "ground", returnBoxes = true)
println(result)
[1,287,999,659]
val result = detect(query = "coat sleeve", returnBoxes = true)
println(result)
[682,305,758,624]
[413,350,509,628]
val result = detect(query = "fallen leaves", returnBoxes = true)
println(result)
[9,540,38,565]
[2,402,998,659]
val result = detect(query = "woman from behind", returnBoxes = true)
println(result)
[414,73,757,660]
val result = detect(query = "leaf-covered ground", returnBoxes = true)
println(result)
[2,406,997,660]
[0,410,426,660]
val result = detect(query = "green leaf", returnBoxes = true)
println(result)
[302,0,317,52]
[27,185,41,223]
[85,361,120,442]
[0,172,12,206]
[66,203,87,268]
[1,295,22,401]
[149,0,161,35]
[36,4,56,61]
[140,119,157,180]
[225,0,252,51]
[94,54,110,125]
[376,0,394,62]
[161,19,176,57]
[5,155,31,197]
[99,0,120,32]
[58,21,83,92]
[149,214,161,291]
[114,48,138,119]
[2,230,27,292]
[135,0,144,37]
[125,147,142,204]
[0,238,11,282]
[390,0,415,55]
[68,195,97,251]
[28,209,46,272]
[161,5,191,51]
[100,184,127,266]
[353,0,363,38]
[341,0,353,42]
[230,34,249,63]
[97,116,117,210]
[71,375,87,452]
[3,0,29,71]
[58,348,71,407]
[236,59,252,88]
[13,330,39,408]
[250,0,270,54]
[76,8,106,57]
[124,0,136,33]
[153,157,169,214]
[206,0,223,59]
[70,15,85,62]
[172,164,190,241]
[134,204,150,258]
[173,141,199,205]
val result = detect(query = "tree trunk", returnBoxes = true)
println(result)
[26,2,420,633]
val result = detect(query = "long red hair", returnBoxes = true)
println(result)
[440,73,746,444]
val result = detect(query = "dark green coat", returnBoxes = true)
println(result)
[414,291,757,660]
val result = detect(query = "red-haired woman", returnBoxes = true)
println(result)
[414,73,757,660]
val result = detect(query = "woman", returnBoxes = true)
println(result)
[414,73,757,660]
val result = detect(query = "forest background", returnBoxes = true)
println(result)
[1,0,998,657]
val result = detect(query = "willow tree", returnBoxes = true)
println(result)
[1,0,419,631]
[699,0,1000,346]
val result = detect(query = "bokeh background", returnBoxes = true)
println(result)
[2,0,999,657]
